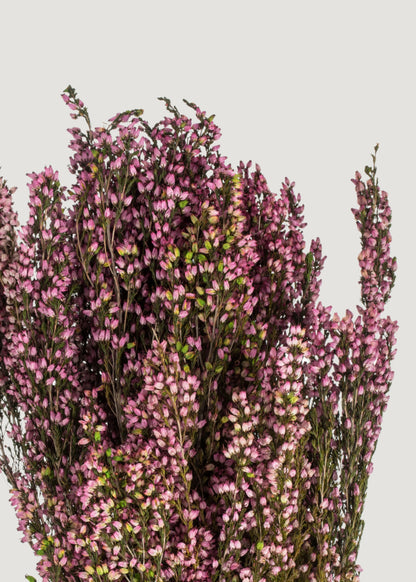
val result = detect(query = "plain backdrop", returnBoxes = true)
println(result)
[0,1,414,580]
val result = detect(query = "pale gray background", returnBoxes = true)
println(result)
[0,1,414,580]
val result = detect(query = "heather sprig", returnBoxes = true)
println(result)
[0,88,397,582]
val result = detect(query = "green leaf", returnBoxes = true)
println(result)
[218,261,224,272]
[256,541,264,551]
[94,431,101,442]
[196,298,206,308]
[287,392,299,404]
[25,577,37,582]
[179,200,188,208]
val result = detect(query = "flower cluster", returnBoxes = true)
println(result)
[0,88,397,582]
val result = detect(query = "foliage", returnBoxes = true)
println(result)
[0,87,397,582]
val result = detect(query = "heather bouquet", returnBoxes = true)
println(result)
[0,87,397,582]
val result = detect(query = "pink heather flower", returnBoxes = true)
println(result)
[0,94,396,582]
